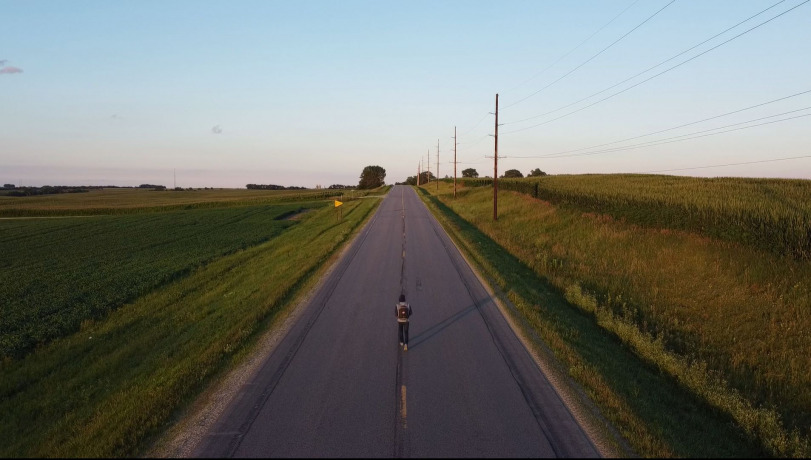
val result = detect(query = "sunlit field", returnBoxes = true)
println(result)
[420,177,810,457]
[0,187,352,216]
[0,187,387,457]
[0,203,321,360]
[466,174,811,259]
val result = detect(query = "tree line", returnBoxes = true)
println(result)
[400,167,547,185]
[246,184,308,190]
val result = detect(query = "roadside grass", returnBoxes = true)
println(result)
[0,203,321,360]
[0,190,384,457]
[417,181,810,457]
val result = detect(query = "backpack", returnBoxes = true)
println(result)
[397,303,409,319]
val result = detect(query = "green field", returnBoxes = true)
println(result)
[465,174,811,259]
[421,177,810,457]
[0,203,322,360]
[0,187,386,457]
[0,187,351,216]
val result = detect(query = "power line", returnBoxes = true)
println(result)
[605,112,811,154]
[517,89,811,158]
[576,110,811,157]
[503,0,640,94]
[643,154,811,173]
[502,0,810,135]
[505,110,811,159]
[502,0,676,109]
[459,112,490,137]
[457,133,491,147]
[506,0,789,126]
[455,1,667,157]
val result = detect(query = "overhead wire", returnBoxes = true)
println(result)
[454,1,641,147]
[459,112,491,137]
[502,0,676,109]
[504,109,811,159]
[578,111,811,157]
[503,0,640,94]
[512,89,811,158]
[643,154,811,173]
[506,0,789,126]
[434,1,807,178]
[502,0,810,135]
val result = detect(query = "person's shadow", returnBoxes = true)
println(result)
[407,298,489,350]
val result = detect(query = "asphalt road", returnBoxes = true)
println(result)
[193,185,599,458]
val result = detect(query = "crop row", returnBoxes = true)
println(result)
[0,203,323,360]
[460,175,811,259]
[0,187,350,217]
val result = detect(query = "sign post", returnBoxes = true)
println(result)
[334,200,343,221]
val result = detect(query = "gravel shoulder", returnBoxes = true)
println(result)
[144,236,356,458]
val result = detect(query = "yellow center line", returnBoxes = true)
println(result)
[400,384,407,429]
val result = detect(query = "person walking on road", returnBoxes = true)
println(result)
[396,294,412,351]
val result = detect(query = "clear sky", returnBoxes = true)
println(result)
[2,0,810,188]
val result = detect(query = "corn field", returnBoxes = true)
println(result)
[461,174,811,259]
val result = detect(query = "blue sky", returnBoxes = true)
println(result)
[2,0,810,187]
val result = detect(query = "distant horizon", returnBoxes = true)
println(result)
[5,166,811,191]
[3,1,810,185]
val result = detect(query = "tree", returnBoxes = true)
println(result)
[502,169,523,178]
[358,165,386,189]
[528,168,547,177]
[462,168,479,178]
[416,171,435,185]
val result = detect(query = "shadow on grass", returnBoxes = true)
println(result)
[420,189,765,458]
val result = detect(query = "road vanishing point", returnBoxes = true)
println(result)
[192,185,600,458]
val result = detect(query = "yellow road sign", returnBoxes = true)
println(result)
[334,200,343,207]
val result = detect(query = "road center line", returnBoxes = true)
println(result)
[400,385,407,429]
[395,186,409,458]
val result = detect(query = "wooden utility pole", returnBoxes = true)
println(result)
[494,93,499,221]
[417,161,420,186]
[436,139,440,191]
[453,126,457,198]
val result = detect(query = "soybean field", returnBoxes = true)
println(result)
[0,203,322,360]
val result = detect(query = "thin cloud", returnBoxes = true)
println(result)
[211,125,222,134]
[0,66,23,74]
[0,60,7,66]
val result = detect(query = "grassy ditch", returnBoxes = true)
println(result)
[417,181,810,457]
[0,189,385,457]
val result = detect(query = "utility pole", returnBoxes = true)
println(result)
[453,126,457,198]
[174,168,176,189]
[417,160,421,186]
[436,139,440,192]
[494,93,499,221]
[427,148,431,184]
